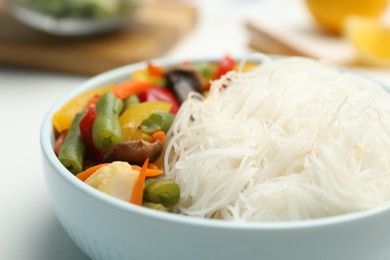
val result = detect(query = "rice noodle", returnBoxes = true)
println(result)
[163,55,390,222]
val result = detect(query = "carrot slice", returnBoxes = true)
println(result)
[147,62,165,77]
[112,80,151,99]
[130,158,149,205]
[147,163,159,170]
[152,131,165,142]
[131,164,163,177]
[76,163,109,182]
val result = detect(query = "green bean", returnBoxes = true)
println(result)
[92,92,123,152]
[58,113,86,174]
[140,112,175,134]
[124,94,140,109]
[142,202,168,212]
[143,178,180,207]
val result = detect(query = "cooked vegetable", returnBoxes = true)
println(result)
[131,164,163,177]
[85,161,139,202]
[103,139,163,165]
[76,163,109,181]
[54,130,67,156]
[147,62,165,77]
[52,57,241,212]
[140,112,175,134]
[142,202,168,212]
[52,85,113,133]
[79,107,102,160]
[124,95,140,109]
[143,178,180,207]
[122,124,153,142]
[151,131,165,142]
[86,94,100,109]
[80,108,97,145]
[131,68,163,85]
[213,55,235,80]
[58,113,86,174]
[119,101,172,128]
[164,67,203,104]
[130,159,149,205]
[112,80,151,100]
[92,93,123,152]
[192,62,216,80]
[139,87,179,114]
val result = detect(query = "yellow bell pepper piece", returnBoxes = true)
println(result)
[119,101,172,127]
[52,85,114,133]
[234,62,258,72]
[119,101,172,142]
[122,123,153,142]
[131,69,163,85]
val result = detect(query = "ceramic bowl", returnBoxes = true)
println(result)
[6,0,141,36]
[40,57,390,260]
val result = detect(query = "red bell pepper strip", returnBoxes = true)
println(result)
[139,87,179,114]
[213,55,236,80]
[79,107,103,161]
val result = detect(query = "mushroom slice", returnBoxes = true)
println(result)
[164,66,203,104]
[103,140,163,165]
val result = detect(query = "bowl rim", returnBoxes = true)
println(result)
[40,55,390,231]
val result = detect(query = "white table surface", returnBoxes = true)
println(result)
[1,1,390,259]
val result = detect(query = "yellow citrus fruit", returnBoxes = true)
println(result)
[345,16,390,66]
[305,0,388,35]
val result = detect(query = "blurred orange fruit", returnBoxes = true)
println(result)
[345,16,390,66]
[305,0,388,35]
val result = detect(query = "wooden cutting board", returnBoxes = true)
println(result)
[244,0,356,66]
[0,0,197,75]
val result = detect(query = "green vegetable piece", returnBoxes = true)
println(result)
[58,112,86,174]
[124,94,140,109]
[140,112,175,134]
[192,62,216,80]
[92,92,123,152]
[143,178,180,207]
[142,202,169,212]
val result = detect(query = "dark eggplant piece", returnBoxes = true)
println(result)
[103,140,163,165]
[164,66,203,104]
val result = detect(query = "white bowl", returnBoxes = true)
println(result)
[40,57,390,260]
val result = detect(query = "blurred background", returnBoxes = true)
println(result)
[1,0,390,259]
[1,0,390,74]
